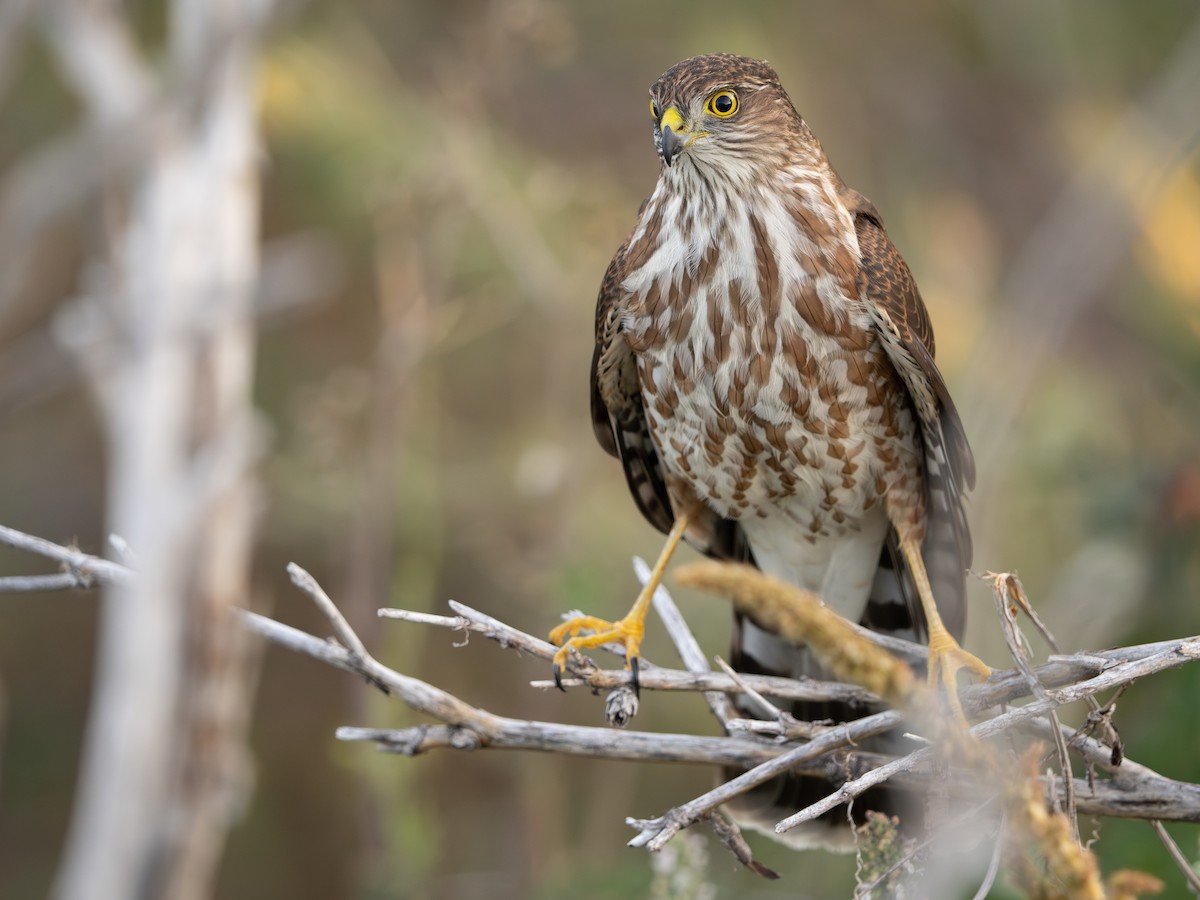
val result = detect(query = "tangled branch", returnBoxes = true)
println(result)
[2,523,1197,894]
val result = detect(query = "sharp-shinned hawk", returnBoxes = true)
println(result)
[550,53,988,845]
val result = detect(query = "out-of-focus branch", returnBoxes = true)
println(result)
[1150,820,1200,894]
[0,232,342,417]
[0,573,96,592]
[0,1,313,338]
[43,0,154,125]
[0,524,133,587]
[34,2,281,899]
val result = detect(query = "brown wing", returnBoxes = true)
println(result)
[591,237,752,562]
[845,191,975,640]
[590,244,675,536]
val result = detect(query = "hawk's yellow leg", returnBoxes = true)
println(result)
[899,536,991,724]
[550,514,689,694]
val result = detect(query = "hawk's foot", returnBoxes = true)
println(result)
[925,626,991,727]
[550,610,646,694]
[549,514,690,697]
[894,535,991,729]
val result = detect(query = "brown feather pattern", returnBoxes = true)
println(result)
[589,53,974,846]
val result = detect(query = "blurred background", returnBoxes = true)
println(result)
[2,1,1199,897]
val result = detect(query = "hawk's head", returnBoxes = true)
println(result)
[648,54,812,174]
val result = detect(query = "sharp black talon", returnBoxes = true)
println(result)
[553,663,566,692]
[631,656,640,699]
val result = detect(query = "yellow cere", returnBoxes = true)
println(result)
[658,106,687,134]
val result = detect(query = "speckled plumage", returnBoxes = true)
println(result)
[589,53,975,846]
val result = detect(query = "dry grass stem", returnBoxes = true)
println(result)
[1006,746,1105,899]
[673,561,917,707]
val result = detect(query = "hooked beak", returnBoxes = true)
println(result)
[658,106,688,167]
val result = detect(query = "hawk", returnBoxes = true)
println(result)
[551,54,987,843]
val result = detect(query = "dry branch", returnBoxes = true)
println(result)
[4,523,1200,887]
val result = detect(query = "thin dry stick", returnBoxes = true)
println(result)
[0,524,133,587]
[1150,820,1200,894]
[988,571,1123,756]
[239,603,783,770]
[714,655,784,721]
[386,600,877,707]
[706,811,780,880]
[288,563,370,661]
[0,573,94,592]
[773,640,1200,833]
[635,555,736,726]
[970,810,1007,900]
[988,571,1080,844]
[775,745,938,833]
[626,709,907,851]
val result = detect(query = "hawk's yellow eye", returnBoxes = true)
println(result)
[705,90,739,118]
[650,99,660,120]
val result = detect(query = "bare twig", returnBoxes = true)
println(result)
[706,811,780,880]
[626,709,907,851]
[635,555,736,726]
[0,524,133,588]
[337,723,780,768]
[0,573,96,592]
[985,570,1124,761]
[775,745,939,833]
[387,598,880,707]
[988,572,1080,844]
[714,655,784,721]
[288,563,371,662]
[5,521,1200,884]
[1150,820,1200,894]
[971,810,1006,900]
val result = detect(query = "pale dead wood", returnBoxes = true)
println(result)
[0,524,133,587]
[385,600,882,707]
[634,554,737,726]
[4,524,1200,882]
[33,3,277,898]
[0,573,94,592]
